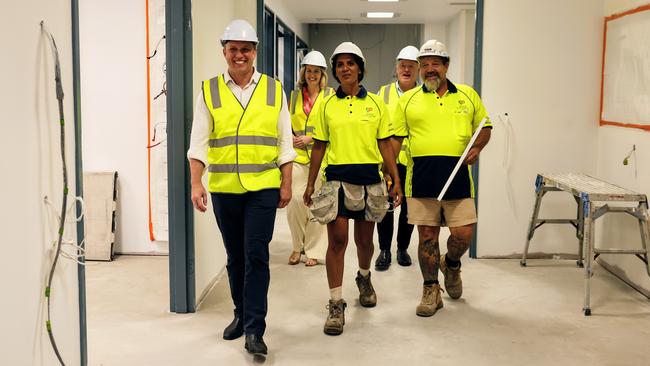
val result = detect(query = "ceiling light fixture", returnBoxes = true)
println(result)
[366,12,395,18]
[368,0,399,2]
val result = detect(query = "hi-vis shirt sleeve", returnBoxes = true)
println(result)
[311,98,328,142]
[467,87,492,133]
[376,96,393,139]
[392,93,409,138]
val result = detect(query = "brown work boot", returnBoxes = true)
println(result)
[324,299,347,335]
[440,254,463,299]
[355,271,377,307]
[416,284,444,317]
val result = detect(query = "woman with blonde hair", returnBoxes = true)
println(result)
[286,50,333,267]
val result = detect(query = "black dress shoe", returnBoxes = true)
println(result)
[396,249,412,266]
[374,250,391,271]
[244,334,268,355]
[222,313,243,340]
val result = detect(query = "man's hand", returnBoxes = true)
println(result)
[278,182,291,208]
[191,182,208,212]
[390,181,402,209]
[464,146,482,165]
[303,185,315,206]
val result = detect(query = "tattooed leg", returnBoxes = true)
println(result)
[419,239,440,282]
[447,224,473,262]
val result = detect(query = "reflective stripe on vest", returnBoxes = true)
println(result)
[209,135,278,148]
[290,89,299,115]
[294,126,315,136]
[383,84,391,104]
[204,74,282,193]
[208,163,278,173]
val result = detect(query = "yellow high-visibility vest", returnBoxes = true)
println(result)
[378,82,410,166]
[289,87,333,165]
[203,74,282,193]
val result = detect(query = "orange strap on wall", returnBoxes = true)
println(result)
[146,0,156,241]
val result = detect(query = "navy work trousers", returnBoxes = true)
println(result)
[377,163,414,251]
[211,189,279,336]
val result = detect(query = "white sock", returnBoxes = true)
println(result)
[359,268,370,277]
[330,286,342,301]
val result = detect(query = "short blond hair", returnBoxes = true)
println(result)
[297,65,328,90]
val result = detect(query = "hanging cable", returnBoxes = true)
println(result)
[147,35,165,59]
[498,113,517,217]
[40,21,68,366]
[146,0,156,241]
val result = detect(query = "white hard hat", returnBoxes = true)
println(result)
[396,45,419,62]
[301,50,328,69]
[220,19,258,46]
[330,42,366,69]
[418,40,449,59]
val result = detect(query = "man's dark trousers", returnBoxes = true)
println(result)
[211,189,279,336]
[377,163,414,251]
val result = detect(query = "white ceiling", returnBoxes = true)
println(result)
[274,0,476,24]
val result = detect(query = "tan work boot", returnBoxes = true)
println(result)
[324,299,347,335]
[355,271,377,307]
[416,284,444,317]
[440,254,463,299]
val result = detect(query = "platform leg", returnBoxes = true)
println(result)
[637,200,650,277]
[583,202,594,316]
[575,195,585,268]
[522,182,545,267]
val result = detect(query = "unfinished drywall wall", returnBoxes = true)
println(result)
[1,0,81,363]
[477,0,604,257]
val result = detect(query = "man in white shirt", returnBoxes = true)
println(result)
[187,19,295,357]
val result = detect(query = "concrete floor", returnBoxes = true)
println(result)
[87,214,650,366]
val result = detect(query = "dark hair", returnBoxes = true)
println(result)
[331,53,365,84]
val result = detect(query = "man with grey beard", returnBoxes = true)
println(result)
[392,39,492,317]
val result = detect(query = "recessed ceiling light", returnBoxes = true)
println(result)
[366,12,395,18]
[316,18,352,23]
[368,0,399,2]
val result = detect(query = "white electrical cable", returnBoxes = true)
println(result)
[437,117,488,201]
[498,113,517,217]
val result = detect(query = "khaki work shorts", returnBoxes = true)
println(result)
[406,197,477,227]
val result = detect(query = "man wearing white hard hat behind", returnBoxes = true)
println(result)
[187,19,295,356]
[285,50,333,267]
[393,40,492,317]
[374,45,420,271]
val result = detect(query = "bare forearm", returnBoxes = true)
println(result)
[307,141,326,188]
[189,159,205,184]
[391,136,403,161]
[279,162,292,186]
[379,139,400,185]
[472,128,491,150]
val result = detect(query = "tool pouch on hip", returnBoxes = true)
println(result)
[365,179,389,222]
[309,180,340,224]
[341,182,365,211]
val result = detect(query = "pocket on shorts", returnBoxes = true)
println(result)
[365,180,389,222]
[309,180,340,224]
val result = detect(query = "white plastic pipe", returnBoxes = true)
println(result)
[437,117,488,201]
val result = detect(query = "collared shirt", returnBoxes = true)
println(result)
[187,69,296,167]
[393,80,491,199]
[311,85,393,185]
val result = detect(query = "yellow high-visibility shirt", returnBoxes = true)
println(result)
[393,80,492,198]
[311,86,393,185]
